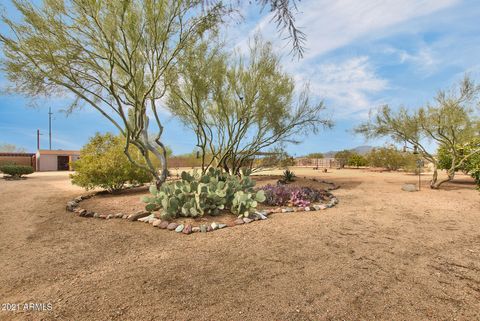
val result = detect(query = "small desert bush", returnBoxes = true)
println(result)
[281,169,296,183]
[257,184,328,207]
[0,164,34,179]
[347,154,368,167]
[367,147,417,171]
[71,133,153,192]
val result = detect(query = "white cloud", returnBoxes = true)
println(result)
[383,46,439,75]
[229,0,461,119]
[302,0,459,59]
[296,56,388,119]
[237,0,460,60]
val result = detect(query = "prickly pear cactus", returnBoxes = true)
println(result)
[142,169,265,219]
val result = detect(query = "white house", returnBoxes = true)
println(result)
[36,150,80,171]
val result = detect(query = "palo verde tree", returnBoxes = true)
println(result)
[356,77,480,189]
[206,0,306,58]
[167,36,331,175]
[0,0,224,188]
[438,137,480,189]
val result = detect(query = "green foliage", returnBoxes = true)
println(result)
[466,156,480,189]
[367,148,417,171]
[282,169,296,182]
[438,138,480,188]
[356,76,480,188]
[0,0,225,188]
[143,168,266,219]
[437,145,453,171]
[335,150,368,168]
[70,133,153,192]
[306,153,324,159]
[167,36,331,174]
[347,153,368,167]
[0,164,33,178]
[334,150,354,168]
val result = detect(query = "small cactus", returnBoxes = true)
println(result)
[142,169,265,219]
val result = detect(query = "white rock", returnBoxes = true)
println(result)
[138,213,155,222]
[256,212,267,220]
[402,184,417,192]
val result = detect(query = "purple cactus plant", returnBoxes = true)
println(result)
[257,184,328,207]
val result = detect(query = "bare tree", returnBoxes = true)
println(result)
[0,0,224,188]
[167,36,330,174]
[0,143,27,153]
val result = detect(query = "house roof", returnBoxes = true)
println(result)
[37,150,80,155]
[0,152,35,157]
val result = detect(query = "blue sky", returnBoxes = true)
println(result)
[1,0,479,155]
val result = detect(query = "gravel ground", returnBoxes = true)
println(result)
[0,169,479,320]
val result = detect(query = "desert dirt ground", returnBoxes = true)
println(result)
[0,168,479,320]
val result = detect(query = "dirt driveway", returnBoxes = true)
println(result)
[0,169,479,320]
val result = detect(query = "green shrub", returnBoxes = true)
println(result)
[306,152,324,159]
[142,168,266,219]
[347,154,368,167]
[70,133,153,192]
[465,156,480,189]
[335,150,354,168]
[367,147,417,171]
[438,138,480,189]
[0,165,34,178]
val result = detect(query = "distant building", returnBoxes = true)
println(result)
[0,152,37,170]
[36,150,80,171]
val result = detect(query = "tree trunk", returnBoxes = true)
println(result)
[430,154,457,189]
[430,167,438,188]
[431,169,455,189]
[140,128,168,189]
[148,144,168,189]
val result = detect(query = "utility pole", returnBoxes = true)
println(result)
[48,107,53,150]
[37,129,41,150]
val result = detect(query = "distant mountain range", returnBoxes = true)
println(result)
[322,145,375,158]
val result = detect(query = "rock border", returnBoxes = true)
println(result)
[66,180,339,235]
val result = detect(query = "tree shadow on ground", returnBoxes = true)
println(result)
[437,179,477,191]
